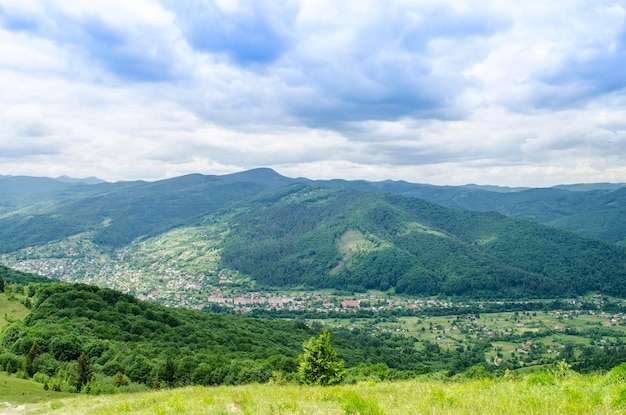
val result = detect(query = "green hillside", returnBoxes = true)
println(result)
[1,281,494,392]
[3,170,626,249]
[388,185,626,246]
[0,282,314,389]
[219,185,626,298]
[1,176,626,300]
[0,265,50,285]
[0,174,270,252]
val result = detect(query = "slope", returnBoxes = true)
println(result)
[1,281,468,390]
[219,185,626,298]
[0,174,270,252]
[342,182,626,246]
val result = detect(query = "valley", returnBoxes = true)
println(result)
[2,171,626,413]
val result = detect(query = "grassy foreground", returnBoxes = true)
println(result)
[11,374,626,415]
[0,373,74,413]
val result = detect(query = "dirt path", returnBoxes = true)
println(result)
[0,402,26,414]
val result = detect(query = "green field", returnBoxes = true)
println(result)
[0,293,29,329]
[0,372,74,407]
[5,374,626,415]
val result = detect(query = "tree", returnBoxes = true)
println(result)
[298,329,345,385]
[25,341,41,377]
[0,274,4,292]
[76,352,92,392]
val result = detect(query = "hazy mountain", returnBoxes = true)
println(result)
[54,175,107,185]
[2,169,626,246]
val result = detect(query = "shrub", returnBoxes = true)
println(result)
[33,353,59,377]
[50,336,82,362]
[33,372,50,384]
[461,364,493,380]
[0,352,22,374]
[298,330,346,386]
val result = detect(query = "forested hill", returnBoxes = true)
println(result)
[2,169,626,246]
[1,171,626,299]
[0,265,50,285]
[218,185,626,298]
[0,174,269,251]
[1,282,473,389]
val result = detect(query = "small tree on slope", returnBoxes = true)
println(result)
[298,329,346,385]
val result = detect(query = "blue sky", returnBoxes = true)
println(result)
[0,0,625,186]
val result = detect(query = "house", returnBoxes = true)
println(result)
[341,300,360,309]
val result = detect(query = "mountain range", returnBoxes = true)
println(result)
[1,169,625,300]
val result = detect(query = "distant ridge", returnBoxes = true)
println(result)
[2,168,626,245]
[55,175,107,185]
[552,183,626,191]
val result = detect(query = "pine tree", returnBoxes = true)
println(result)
[25,341,41,377]
[298,329,346,385]
[76,352,92,392]
[113,371,129,387]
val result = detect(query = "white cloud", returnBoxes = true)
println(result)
[0,0,625,186]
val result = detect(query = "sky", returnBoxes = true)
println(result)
[1,0,626,187]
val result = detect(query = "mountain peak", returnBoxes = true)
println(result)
[219,168,298,186]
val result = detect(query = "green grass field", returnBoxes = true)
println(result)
[0,372,74,408]
[2,373,623,415]
[0,293,29,329]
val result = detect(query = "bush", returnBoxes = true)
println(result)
[33,372,50,384]
[298,330,346,386]
[460,364,493,380]
[0,352,23,374]
[50,336,82,362]
[33,353,59,377]
[102,361,124,377]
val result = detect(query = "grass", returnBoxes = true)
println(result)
[0,293,29,329]
[10,374,626,415]
[0,372,75,407]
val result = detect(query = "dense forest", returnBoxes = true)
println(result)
[1,280,494,393]
[220,185,626,298]
[0,265,50,285]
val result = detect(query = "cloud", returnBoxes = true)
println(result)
[0,0,182,82]
[280,1,510,127]
[174,0,296,65]
[0,0,626,186]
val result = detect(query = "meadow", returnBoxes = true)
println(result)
[0,372,73,411]
[5,369,626,415]
[0,294,29,330]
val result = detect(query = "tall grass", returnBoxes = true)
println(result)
[18,373,626,415]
